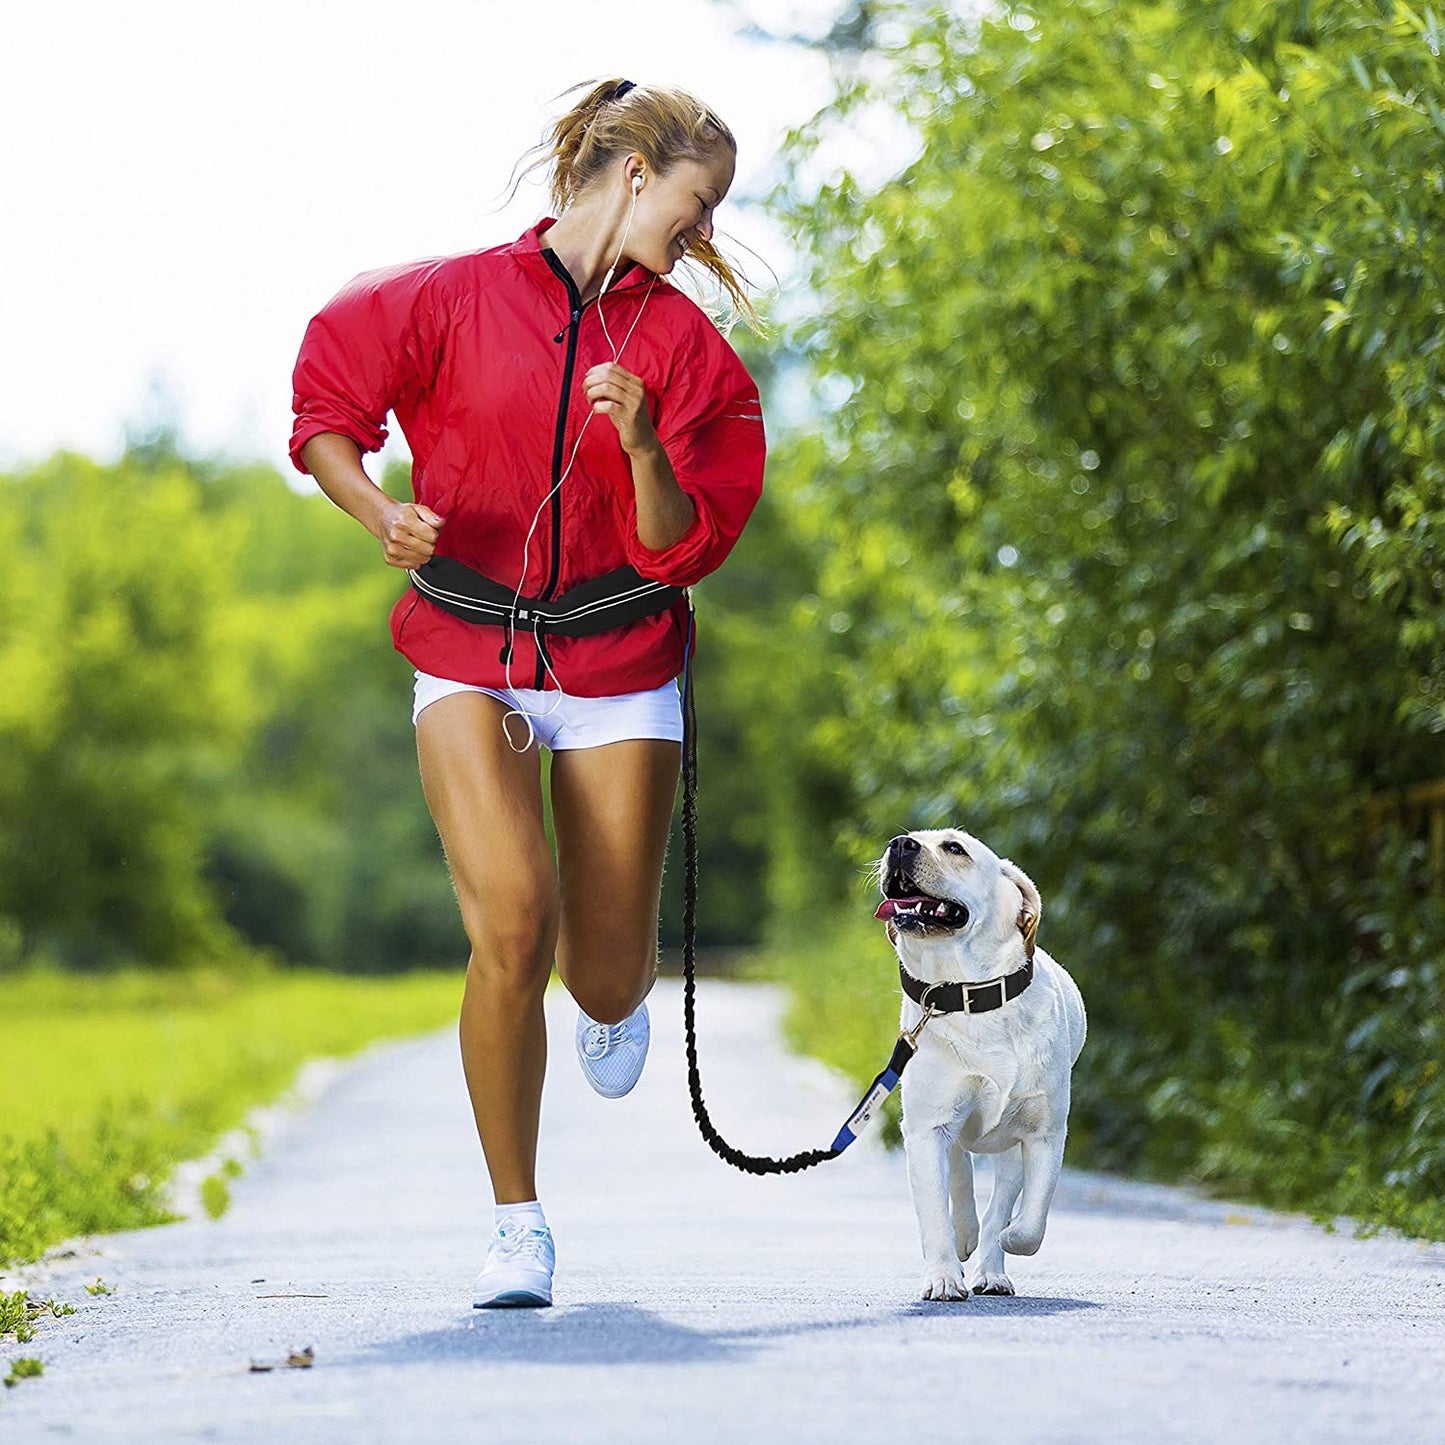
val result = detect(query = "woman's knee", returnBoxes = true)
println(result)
[465,934,555,996]
[458,884,559,993]
[563,944,657,1023]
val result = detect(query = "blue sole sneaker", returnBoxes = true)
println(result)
[477,1288,550,1310]
[575,1000,651,1098]
[472,1220,554,1309]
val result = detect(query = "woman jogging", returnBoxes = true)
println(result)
[288,78,765,1308]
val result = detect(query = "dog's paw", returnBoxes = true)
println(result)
[1000,1222,1044,1256]
[967,1269,1015,1296]
[953,1226,980,1262]
[920,1261,970,1302]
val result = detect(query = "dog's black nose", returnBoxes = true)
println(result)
[887,835,919,856]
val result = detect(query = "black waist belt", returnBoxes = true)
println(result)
[408,557,684,638]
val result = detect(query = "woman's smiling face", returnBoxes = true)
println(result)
[624,148,735,275]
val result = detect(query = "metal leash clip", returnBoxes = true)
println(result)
[904,998,939,1047]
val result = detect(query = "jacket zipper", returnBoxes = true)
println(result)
[535,247,648,688]
[539,249,582,685]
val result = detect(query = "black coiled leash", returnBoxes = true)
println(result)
[678,598,926,1175]
[408,553,920,1173]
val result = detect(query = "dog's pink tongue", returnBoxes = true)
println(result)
[875,896,930,920]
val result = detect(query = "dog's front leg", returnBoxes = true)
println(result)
[1001,1131,1066,1256]
[967,1145,1023,1294]
[907,1125,969,1301]
[948,1136,979,1261]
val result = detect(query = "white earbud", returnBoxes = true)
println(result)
[631,173,644,194]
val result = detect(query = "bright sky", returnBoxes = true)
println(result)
[2,0,838,480]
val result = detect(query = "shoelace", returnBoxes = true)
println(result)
[582,1021,630,1058]
[492,1225,551,1263]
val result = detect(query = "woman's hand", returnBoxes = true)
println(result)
[377,500,445,569]
[583,362,660,457]
[583,362,695,549]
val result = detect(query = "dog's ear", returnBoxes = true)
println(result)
[998,857,1041,960]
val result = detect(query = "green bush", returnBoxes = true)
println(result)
[755,0,1445,1236]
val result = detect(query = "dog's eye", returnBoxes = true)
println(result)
[941,840,967,856]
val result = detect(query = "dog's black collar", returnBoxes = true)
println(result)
[899,959,1035,1015]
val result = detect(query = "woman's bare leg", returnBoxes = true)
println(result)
[549,738,682,1022]
[416,693,558,1204]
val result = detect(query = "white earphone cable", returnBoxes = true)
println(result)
[500,181,659,751]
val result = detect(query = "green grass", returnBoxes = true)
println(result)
[0,962,462,1268]
[0,1290,36,1341]
[4,1357,45,1388]
[0,1289,74,1343]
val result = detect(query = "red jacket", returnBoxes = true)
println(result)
[289,219,766,695]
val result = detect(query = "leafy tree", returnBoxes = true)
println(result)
[755,0,1445,1229]
[197,459,465,973]
[0,454,253,967]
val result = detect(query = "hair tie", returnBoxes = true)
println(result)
[613,80,636,101]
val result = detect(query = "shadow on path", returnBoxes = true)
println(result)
[345,1295,1101,1370]
[893,1294,1100,1320]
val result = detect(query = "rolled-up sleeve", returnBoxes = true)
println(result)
[624,333,766,588]
[289,259,447,475]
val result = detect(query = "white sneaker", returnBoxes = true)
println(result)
[575,1000,651,1098]
[472,1219,554,1309]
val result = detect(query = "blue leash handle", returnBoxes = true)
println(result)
[831,1035,918,1153]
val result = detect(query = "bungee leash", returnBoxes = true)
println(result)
[677,596,935,1173]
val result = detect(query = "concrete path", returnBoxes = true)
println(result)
[4,980,1444,1443]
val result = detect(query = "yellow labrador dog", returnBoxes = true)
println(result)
[875,829,1086,1300]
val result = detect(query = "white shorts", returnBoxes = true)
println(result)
[411,669,684,751]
